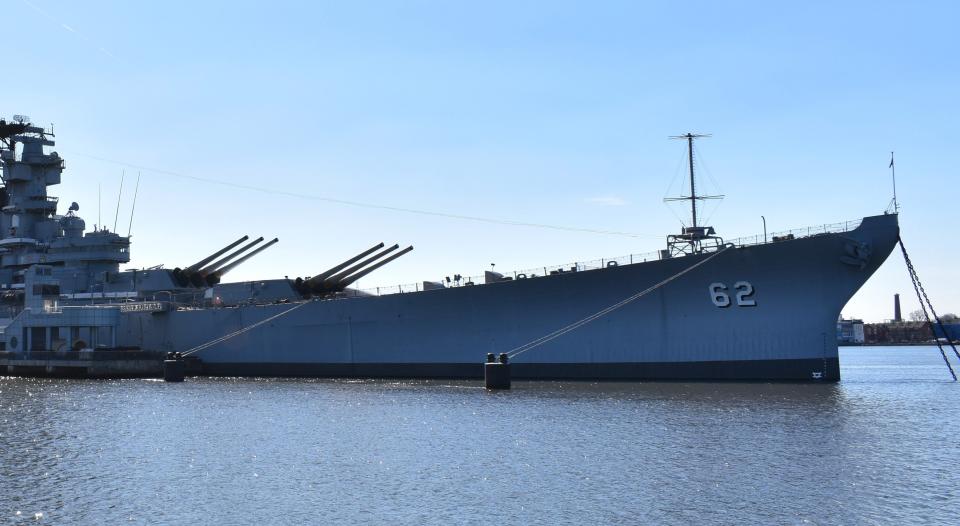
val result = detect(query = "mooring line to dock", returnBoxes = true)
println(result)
[182,300,314,357]
[506,245,732,360]
[899,235,959,381]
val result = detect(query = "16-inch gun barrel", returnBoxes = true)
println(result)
[200,237,265,274]
[303,243,385,291]
[206,238,279,286]
[186,235,249,271]
[173,235,250,287]
[323,244,399,289]
[337,245,414,289]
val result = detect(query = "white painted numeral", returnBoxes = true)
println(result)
[709,282,731,308]
[710,281,756,307]
[734,281,756,307]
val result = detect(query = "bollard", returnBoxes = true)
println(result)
[484,352,511,390]
[163,352,186,382]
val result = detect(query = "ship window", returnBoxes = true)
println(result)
[32,284,61,296]
[30,327,46,351]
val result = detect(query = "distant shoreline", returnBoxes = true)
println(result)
[841,342,958,347]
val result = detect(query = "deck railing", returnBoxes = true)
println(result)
[724,219,862,249]
[349,218,864,297]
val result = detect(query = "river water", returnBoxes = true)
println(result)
[1,346,959,525]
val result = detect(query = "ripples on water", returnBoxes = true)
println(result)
[2,346,959,525]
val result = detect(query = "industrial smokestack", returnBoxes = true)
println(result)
[894,293,902,322]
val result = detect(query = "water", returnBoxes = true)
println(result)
[2,346,959,525]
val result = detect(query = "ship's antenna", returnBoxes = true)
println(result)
[126,171,141,237]
[665,133,721,228]
[687,134,698,226]
[98,183,101,231]
[113,170,124,232]
[889,151,899,212]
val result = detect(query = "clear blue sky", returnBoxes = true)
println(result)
[7,0,957,322]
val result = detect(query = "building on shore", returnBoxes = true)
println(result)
[856,294,959,344]
[863,321,960,344]
[837,318,865,345]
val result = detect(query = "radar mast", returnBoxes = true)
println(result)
[663,133,725,257]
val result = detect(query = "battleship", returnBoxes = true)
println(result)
[0,118,900,381]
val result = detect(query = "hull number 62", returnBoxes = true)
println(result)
[709,281,756,308]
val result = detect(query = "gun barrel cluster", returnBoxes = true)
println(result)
[296,242,414,296]
[173,235,279,287]
[172,237,412,293]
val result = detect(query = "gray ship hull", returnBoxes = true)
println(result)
[117,214,899,381]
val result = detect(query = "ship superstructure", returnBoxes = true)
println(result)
[0,117,900,381]
[0,119,129,292]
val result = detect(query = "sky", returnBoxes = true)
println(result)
[4,0,957,322]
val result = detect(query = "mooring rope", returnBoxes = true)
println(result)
[899,235,959,381]
[182,300,313,357]
[507,245,732,360]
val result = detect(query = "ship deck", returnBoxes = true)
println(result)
[342,218,866,297]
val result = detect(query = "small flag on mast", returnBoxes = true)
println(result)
[889,151,898,212]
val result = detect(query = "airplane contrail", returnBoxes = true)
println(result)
[20,0,116,59]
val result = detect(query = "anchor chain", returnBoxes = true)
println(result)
[899,235,959,381]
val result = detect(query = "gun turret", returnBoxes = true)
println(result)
[206,238,279,286]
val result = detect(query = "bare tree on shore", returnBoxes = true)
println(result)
[908,310,957,323]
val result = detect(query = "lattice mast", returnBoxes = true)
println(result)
[666,133,722,228]
[663,133,725,256]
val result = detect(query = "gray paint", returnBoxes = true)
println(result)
[116,215,898,380]
[0,120,900,381]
